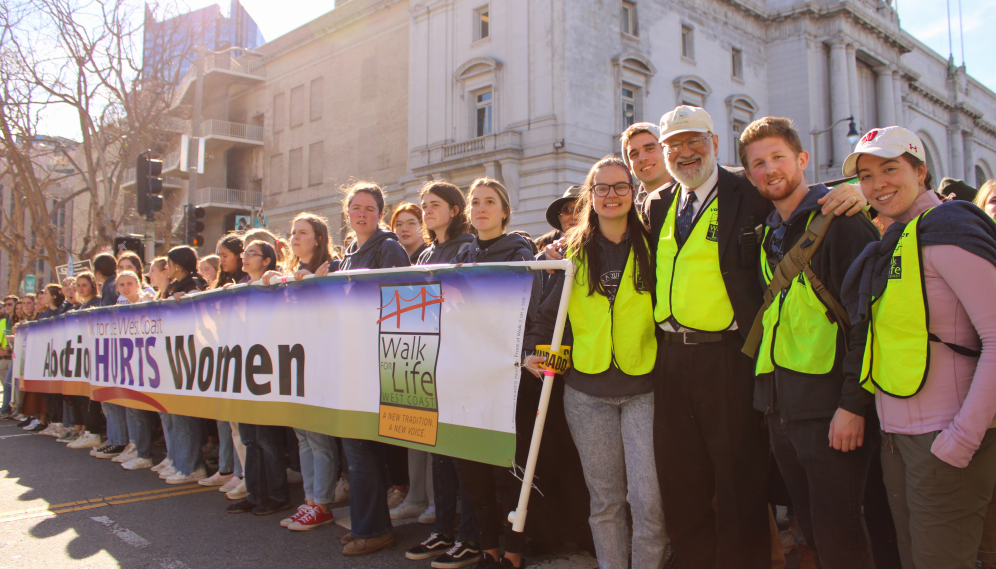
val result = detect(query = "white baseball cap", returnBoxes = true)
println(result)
[620,122,662,167]
[659,105,714,143]
[842,126,927,178]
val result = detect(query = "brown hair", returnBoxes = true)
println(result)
[390,203,427,241]
[620,122,661,168]
[467,178,512,231]
[855,153,934,191]
[566,155,653,295]
[43,283,64,309]
[200,254,220,272]
[116,250,144,281]
[738,116,805,170]
[242,228,287,264]
[343,181,386,218]
[283,212,338,274]
[418,181,470,242]
[74,272,96,299]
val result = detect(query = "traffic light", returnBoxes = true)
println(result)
[186,204,206,247]
[136,154,163,218]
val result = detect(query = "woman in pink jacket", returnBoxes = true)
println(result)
[842,126,996,569]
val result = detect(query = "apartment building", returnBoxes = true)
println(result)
[148,0,996,247]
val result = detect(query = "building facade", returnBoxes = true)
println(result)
[156,0,996,246]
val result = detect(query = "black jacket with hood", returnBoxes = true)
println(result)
[416,232,476,265]
[751,184,879,422]
[337,228,411,271]
[165,273,208,297]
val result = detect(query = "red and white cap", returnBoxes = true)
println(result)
[842,126,926,177]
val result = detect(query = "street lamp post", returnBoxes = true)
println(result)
[810,116,861,183]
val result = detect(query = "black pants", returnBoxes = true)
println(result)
[458,459,524,554]
[654,336,770,569]
[768,411,876,569]
[45,393,63,422]
[385,443,409,487]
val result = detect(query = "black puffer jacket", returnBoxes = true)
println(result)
[417,233,476,265]
[337,228,411,271]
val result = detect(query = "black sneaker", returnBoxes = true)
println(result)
[498,558,525,568]
[29,422,46,432]
[16,417,32,427]
[226,499,257,514]
[94,444,126,458]
[407,533,455,560]
[432,541,482,568]
[473,553,502,569]
[252,498,291,516]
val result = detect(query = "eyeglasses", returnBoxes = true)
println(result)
[241,251,262,259]
[592,183,634,197]
[394,220,422,230]
[663,134,712,155]
[559,204,577,217]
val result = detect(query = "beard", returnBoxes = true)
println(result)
[757,169,804,202]
[668,150,717,189]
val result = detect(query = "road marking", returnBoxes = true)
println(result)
[0,433,33,439]
[92,515,151,547]
[0,484,216,524]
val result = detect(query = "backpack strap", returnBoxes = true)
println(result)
[742,212,843,358]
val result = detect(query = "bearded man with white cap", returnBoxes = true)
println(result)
[642,105,869,569]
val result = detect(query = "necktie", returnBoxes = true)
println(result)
[676,192,698,246]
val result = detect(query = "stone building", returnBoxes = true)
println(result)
[156,0,995,247]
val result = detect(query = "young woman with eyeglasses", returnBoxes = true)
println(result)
[391,203,429,264]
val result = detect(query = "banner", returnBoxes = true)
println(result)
[16,264,537,466]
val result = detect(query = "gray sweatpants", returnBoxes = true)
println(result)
[564,384,666,569]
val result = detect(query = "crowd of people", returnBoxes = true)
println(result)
[2,104,996,569]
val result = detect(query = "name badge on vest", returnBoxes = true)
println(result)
[889,238,904,280]
[706,208,719,242]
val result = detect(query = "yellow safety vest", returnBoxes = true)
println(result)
[568,241,657,375]
[654,190,735,331]
[756,213,839,376]
[859,210,932,397]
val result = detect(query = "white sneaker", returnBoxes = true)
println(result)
[286,468,303,484]
[219,476,242,493]
[198,471,234,487]
[112,443,138,463]
[390,500,428,520]
[419,505,437,525]
[387,488,408,509]
[68,433,102,449]
[158,465,178,479]
[23,419,40,431]
[166,467,207,485]
[226,480,248,500]
[151,458,172,472]
[37,423,55,436]
[122,457,154,470]
[333,477,350,503]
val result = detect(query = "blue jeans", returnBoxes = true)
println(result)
[171,415,204,475]
[159,412,174,461]
[294,429,339,505]
[126,408,156,459]
[342,438,392,539]
[218,420,235,474]
[1,363,12,414]
[102,402,128,446]
[433,454,478,542]
[239,423,288,505]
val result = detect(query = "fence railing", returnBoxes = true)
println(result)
[201,120,264,142]
[195,187,263,208]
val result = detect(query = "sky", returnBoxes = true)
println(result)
[34,0,996,141]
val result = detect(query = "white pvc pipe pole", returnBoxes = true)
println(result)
[509,260,575,533]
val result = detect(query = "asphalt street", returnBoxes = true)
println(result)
[0,419,598,569]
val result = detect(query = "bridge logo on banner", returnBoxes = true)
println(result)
[377,282,443,446]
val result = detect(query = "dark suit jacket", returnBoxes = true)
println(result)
[643,166,773,340]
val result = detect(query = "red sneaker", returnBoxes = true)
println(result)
[280,504,312,528]
[287,505,335,531]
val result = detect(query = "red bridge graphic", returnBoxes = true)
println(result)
[377,286,444,327]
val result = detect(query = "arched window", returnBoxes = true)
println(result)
[977,163,991,188]
[725,95,759,166]
[673,75,712,108]
[613,53,656,133]
[454,57,503,139]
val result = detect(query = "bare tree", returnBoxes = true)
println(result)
[0,0,195,292]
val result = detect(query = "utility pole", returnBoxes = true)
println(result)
[187,45,205,246]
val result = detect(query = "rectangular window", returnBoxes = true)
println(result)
[621,1,638,36]
[290,85,304,128]
[310,78,323,121]
[622,87,636,129]
[732,120,745,166]
[273,93,285,133]
[288,148,303,190]
[308,142,324,187]
[732,48,743,79]
[476,91,493,137]
[475,6,489,41]
[681,25,694,60]
[269,154,284,193]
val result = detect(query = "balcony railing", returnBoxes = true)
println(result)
[205,54,265,77]
[202,120,264,143]
[195,187,263,208]
[443,138,487,158]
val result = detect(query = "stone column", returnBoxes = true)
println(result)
[964,131,975,184]
[829,39,852,169]
[892,69,905,127]
[846,44,861,129]
[949,125,965,180]
[875,66,896,127]
[497,159,521,209]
